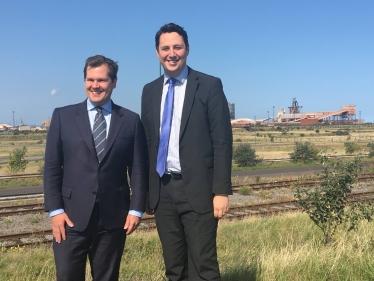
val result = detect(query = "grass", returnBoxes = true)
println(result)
[2,213,374,280]
[0,178,43,189]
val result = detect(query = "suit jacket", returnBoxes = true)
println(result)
[141,67,232,214]
[44,100,148,232]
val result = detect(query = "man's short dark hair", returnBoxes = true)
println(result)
[84,55,118,82]
[155,23,189,49]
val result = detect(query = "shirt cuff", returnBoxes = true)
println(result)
[49,209,65,217]
[129,210,143,218]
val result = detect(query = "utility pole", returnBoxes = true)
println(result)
[254,116,256,145]
[267,111,269,123]
[359,110,361,140]
[273,106,275,122]
[12,111,15,127]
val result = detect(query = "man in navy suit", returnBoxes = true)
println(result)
[44,55,148,281]
[141,24,232,281]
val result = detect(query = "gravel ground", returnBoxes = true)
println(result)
[1,182,373,236]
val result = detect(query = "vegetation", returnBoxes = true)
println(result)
[289,142,319,163]
[344,141,361,154]
[295,157,374,244]
[238,186,251,195]
[233,144,262,167]
[367,142,374,158]
[7,146,28,173]
[3,214,374,280]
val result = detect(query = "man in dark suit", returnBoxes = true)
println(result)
[141,23,232,281]
[44,55,148,281]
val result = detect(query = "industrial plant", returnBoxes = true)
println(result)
[231,98,359,128]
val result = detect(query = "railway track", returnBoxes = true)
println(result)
[2,173,374,218]
[0,174,42,180]
[2,190,374,249]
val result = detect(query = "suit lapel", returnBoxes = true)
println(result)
[75,101,97,159]
[101,102,124,161]
[152,76,164,141]
[180,68,198,139]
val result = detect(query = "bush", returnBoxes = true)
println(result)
[332,130,350,136]
[367,143,374,158]
[295,157,374,244]
[8,146,28,173]
[315,129,320,134]
[233,144,263,167]
[344,142,361,154]
[238,186,251,196]
[299,133,305,137]
[289,142,319,163]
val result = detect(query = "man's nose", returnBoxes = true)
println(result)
[92,81,100,88]
[168,49,176,57]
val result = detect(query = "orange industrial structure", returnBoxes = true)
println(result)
[231,98,358,128]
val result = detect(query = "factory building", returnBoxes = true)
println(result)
[231,98,359,127]
[228,102,235,120]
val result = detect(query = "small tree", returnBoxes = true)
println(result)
[344,142,361,154]
[289,141,319,163]
[8,146,28,173]
[233,144,262,167]
[295,157,374,244]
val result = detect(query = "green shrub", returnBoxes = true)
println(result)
[367,142,374,158]
[295,157,374,244]
[238,186,251,196]
[233,144,262,167]
[7,146,28,173]
[332,130,350,136]
[344,142,361,154]
[289,142,319,163]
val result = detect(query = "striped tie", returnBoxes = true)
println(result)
[93,107,106,162]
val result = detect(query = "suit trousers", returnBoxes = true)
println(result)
[155,176,221,281]
[53,203,127,281]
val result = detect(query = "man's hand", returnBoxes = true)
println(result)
[213,195,229,219]
[124,214,141,235]
[145,193,154,215]
[51,212,74,243]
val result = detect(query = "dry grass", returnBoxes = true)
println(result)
[0,161,43,176]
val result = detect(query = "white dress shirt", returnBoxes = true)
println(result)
[160,66,188,173]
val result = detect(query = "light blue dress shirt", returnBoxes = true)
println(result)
[49,99,142,218]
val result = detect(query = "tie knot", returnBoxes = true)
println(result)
[95,107,103,113]
[168,78,176,85]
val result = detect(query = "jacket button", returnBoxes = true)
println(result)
[92,191,97,195]
[98,171,101,175]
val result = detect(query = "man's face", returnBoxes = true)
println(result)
[85,64,116,106]
[156,32,189,78]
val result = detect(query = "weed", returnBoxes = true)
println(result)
[238,186,251,196]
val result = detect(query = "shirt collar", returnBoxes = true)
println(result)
[163,65,188,85]
[86,99,112,113]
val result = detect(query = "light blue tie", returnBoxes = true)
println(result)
[156,78,176,177]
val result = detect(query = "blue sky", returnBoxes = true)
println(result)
[1,0,373,125]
